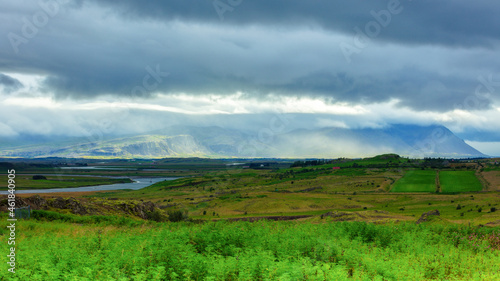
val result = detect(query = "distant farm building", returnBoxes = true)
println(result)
[332,167,341,170]
[249,163,271,169]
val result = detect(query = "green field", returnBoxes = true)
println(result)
[1,213,499,280]
[440,171,483,193]
[391,170,437,192]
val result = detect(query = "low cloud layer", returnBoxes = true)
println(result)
[0,74,23,93]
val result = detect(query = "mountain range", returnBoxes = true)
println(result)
[0,124,486,159]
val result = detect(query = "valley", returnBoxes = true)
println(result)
[1,154,500,280]
[2,154,499,224]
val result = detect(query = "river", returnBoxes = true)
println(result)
[0,177,180,194]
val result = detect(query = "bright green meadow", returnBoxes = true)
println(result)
[391,170,436,192]
[439,171,483,193]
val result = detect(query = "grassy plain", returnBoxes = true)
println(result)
[73,162,499,225]
[2,156,500,280]
[4,156,498,224]
[390,170,436,192]
[440,171,483,193]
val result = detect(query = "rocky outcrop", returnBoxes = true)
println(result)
[114,201,157,219]
[24,195,48,209]
[50,197,88,215]
[0,197,28,209]
[320,211,357,221]
[416,210,440,224]
[0,195,164,220]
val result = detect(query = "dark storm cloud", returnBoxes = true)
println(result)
[0,73,23,93]
[90,0,500,48]
[0,0,499,113]
[273,69,491,112]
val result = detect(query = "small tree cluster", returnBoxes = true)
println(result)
[168,210,188,222]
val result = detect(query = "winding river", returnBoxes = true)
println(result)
[0,177,179,194]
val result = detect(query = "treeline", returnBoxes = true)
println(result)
[290,157,471,169]
[291,159,334,167]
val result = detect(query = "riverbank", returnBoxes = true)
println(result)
[0,177,179,194]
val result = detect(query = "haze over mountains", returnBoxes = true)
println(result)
[0,124,486,159]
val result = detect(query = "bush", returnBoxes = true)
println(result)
[147,209,166,222]
[168,210,188,222]
[32,175,47,180]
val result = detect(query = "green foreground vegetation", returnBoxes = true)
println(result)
[1,213,499,280]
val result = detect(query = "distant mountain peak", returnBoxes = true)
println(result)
[0,124,486,159]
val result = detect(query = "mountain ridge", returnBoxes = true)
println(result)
[0,124,487,159]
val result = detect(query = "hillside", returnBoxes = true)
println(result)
[0,124,486,159]
[1,135,212,158]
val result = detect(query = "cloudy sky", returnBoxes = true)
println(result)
[1,0,500,155]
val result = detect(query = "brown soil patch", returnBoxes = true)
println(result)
[482,171,500,191]
[321,210,412,223]
[485,220,500,227]
[225,215,312,222]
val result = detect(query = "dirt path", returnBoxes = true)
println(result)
[474,162,491,191]
[435,170,441,193]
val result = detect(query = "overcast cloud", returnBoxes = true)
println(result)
[1,0,499,154]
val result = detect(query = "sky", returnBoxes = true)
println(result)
[1,0,499,156]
